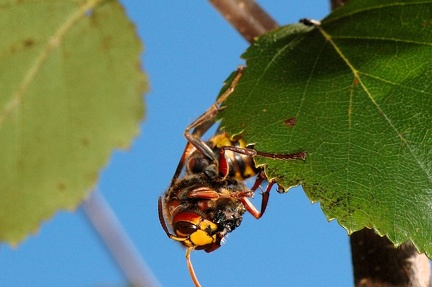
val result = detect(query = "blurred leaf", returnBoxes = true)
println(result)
[220,0,432,256]
[0,0,146,243]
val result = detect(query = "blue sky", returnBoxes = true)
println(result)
[0,1,357,286]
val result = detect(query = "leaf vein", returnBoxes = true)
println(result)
[360,72,432,96]
[324,1,432,25]
[332,36,432,47]
[318,22,432,190]
[0,0,105,129]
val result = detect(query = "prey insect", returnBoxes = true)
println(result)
[158,66,306,287]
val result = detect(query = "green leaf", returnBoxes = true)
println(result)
[0,0,146,244]
[220,0,432,256]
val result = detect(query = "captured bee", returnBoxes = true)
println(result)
[158,66,306,287]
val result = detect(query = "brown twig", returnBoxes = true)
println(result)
[351,229,430,287]
[208,0,279,43]
[82,191,161,287]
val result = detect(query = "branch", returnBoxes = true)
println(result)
[81,191,161,287]
[351,228,430,287]
[208,0,278,43]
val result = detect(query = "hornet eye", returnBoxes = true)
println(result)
[174,221,197,236]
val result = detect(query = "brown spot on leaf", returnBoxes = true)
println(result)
[283,117,297,127]
[101,37,113,51]
[81,138,90,146]
[353,77,360,86]
[57,182,67,192]
[23,38,34,47]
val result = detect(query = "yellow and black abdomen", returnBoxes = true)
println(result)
[209,132,259,181]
